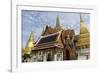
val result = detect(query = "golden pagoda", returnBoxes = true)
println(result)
[23,31,35,55]
[76,14,90,59]
[77,14,90,48]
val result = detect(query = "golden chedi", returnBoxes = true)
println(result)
[24,31,35,55]
[76,14,90,60]
[77,14,90,48]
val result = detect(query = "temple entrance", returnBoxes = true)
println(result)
[46,53,53,61]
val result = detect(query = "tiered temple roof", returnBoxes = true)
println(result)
[33,30,64,50]
[41,16,62,36]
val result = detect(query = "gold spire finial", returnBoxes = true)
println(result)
[55,16,62,31]
[80,13,83,22]
[80,13,89,34]
[56,16,60,27]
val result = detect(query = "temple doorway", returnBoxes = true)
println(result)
[46,53,53,61]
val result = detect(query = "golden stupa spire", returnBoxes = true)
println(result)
[26,31,35,48]
[55,16,62,31]
[77,13,90,50]
[24,31,35,54]
[80,13,89,34]
[56,16,60,27]
[80,13,83,23]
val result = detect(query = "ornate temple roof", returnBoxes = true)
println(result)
[41,16,62,36]
[41,25,57,36]
[33,31,64,50]
[38,33,58,44]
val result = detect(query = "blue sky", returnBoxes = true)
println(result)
[21,10,90,48]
